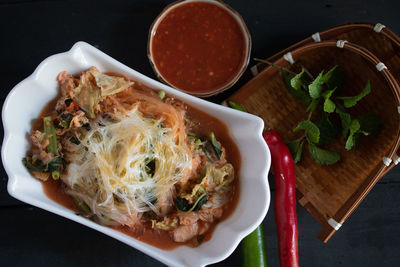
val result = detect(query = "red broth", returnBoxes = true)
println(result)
[150,1,247,94]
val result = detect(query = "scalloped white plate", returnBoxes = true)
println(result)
[1,41,270,267]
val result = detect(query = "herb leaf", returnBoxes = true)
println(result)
[336,108,352,138]
[60,113,74,129]
[316,114,338,145]
[322,66,346,92]
[306,98,319,112]
[175,197,191,212]
[286,139,304,163]
[345,119,361,150]
[308,72,324,99]
[294,120,320,144]
[191,193,208,212]
[22,157,47,173]
[308,143,340,165]
[358,113,382,137]
[175,193,208,213]
[209,132,222,159]
[337,80,371,108]
[324,99,335,113]
[281,70,311,106]
[22,156,64,179]
[323,88,336,113]
[290,68,305,90]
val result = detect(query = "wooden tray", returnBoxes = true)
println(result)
[228,23,400,242]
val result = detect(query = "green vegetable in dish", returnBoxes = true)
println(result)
[209,132,222,159]
[43,116,59,156]
[22,117,64,180]
[158,90,166,100]
[175,193,207,213]
[60,113,74,129]
[73,196,91,214]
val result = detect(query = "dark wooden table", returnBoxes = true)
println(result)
[1,0,400,266]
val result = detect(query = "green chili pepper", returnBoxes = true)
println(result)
[242,224,268,267]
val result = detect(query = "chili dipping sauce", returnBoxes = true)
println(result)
[150,1,249,95]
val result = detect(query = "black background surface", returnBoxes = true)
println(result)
[1,0,400,266]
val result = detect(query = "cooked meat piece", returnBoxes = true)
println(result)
[172,223,199,242]
[178,212,199,226]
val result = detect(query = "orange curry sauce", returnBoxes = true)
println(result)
[151,1,247,94]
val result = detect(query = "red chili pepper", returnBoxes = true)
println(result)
[263,129,299,267]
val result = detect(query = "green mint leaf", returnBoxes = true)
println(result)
[306,98,319,112]
[345,134,357,150]
[345,119,361,150]
[323,88,337,113]
[357,112,382,137]
[308,143,340,165]
[336,108,352,138]
[290,68,305,90]
[316,114,338,145]
[308,71,324,99]
[286,139,304,163]
[294,120,320,144]
[349,119,361,135]
[324,99,336,113]
[322,66,346,92]
[281,70,311,106]
[337,80,371,108]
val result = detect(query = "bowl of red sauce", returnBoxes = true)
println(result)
[148,0,251,97]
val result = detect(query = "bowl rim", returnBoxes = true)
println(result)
[1,41,270,267]
[147,0,252,97]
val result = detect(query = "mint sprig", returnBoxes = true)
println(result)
[294,120,320,144]
[253,58,382,165]
[336,80,371,108]
[308,143,340,165]
[278,64,381,165]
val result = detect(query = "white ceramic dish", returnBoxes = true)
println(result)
[1,42,270,267]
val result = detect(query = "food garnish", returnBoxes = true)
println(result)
[255,59,382,165]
